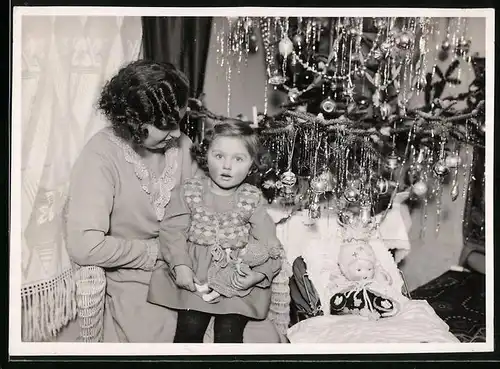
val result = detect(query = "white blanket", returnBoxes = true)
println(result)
[287,299,460,343]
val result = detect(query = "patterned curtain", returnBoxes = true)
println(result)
[20,15,142,342]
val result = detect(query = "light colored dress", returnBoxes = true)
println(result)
[66,127,281,342]
[148,176,283,320]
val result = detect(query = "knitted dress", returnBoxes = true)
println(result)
[148,176,284,320]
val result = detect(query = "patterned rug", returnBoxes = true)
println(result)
[410,270,486,342]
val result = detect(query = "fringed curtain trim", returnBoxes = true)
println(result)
[21,267,77,342]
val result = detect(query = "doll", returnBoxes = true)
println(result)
[329,242,397,320]
[337,242,392,285]
[195,240,280,303]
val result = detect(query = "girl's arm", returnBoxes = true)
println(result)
[66,147,157,270]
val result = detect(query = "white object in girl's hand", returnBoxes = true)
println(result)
[194,283,210,294]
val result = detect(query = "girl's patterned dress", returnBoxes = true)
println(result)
[148,176,284,320]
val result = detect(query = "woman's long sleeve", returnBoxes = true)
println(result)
[248,199,284,288]
[66,147,157,270]
[158,187,192,272]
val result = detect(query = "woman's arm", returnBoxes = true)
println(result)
[66,146,157,270]
[158,187,192,272]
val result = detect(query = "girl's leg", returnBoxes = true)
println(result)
[213,314,249,343]
[173,310,212,343]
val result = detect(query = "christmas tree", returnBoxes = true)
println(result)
[187,16,485,229]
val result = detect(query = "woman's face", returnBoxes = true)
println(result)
[141,105,187,150]
[207,136,253,191]
[142,125,181,150]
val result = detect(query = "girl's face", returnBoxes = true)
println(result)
[207,136,253,191]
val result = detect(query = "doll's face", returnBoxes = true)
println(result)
[346,259,375,281]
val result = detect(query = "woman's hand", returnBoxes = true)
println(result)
[173,265,199,292]
[230,266,266,291]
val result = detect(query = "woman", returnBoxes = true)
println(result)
[66,60,282,343]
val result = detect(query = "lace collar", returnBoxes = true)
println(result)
[106,130,179,221]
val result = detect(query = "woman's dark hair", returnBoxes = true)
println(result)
[97,59,190,143]
[191,119,271,178]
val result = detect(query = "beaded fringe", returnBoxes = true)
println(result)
[21,267,77,342]
[74,265,106,342]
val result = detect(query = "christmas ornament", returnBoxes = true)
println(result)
[318,169,336,192]
[374,177,389,195]
[344,187,360,203]
[359,204,372,226]
[280,170,297,188]
[407,163,424,185]
[414,73,427,90]
[441,40,451,51]
[455,37,471,56]
[338,209,355,226]
[356,67,366,77]
[244,18,253,29]
[248,33,259,53]
[320,97,337,114]
[450,181,459,201]
[288,88,301,102]
[278,37,294,57]
[347,102,357,115]
[379,102,392,120]
[480,123,486,134]
[371,48,383,61]
[280,170,297,205]
[412,180,428,197]
[268,70,287,86]
[373,17,388,30]
[433,159,449,177]
[261,169,281,204]
[292,33,305,48]
[310,175,328,194]
[445,153,462,168]
[372,89,382,107]
[308,193,321,219]
[349,26,361,36]
[379,41,392,55]
[395,30,414,49]
[386,152,400,170]
[398,103,407,117]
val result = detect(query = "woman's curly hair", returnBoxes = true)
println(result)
[97,59,190,143]
[191,119,272,180]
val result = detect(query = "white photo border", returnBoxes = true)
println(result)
[9,6,496,357]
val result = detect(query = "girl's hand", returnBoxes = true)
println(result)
[231,267,266,290]
[173,265,198,292]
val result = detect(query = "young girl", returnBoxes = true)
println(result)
[147,120,284,343]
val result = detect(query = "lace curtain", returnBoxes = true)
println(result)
[20,15,142,342]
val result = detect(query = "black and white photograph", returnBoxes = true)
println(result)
[9,7,494,356]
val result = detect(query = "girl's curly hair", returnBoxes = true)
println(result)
[191,119,272,180]
[97,59,190,143]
